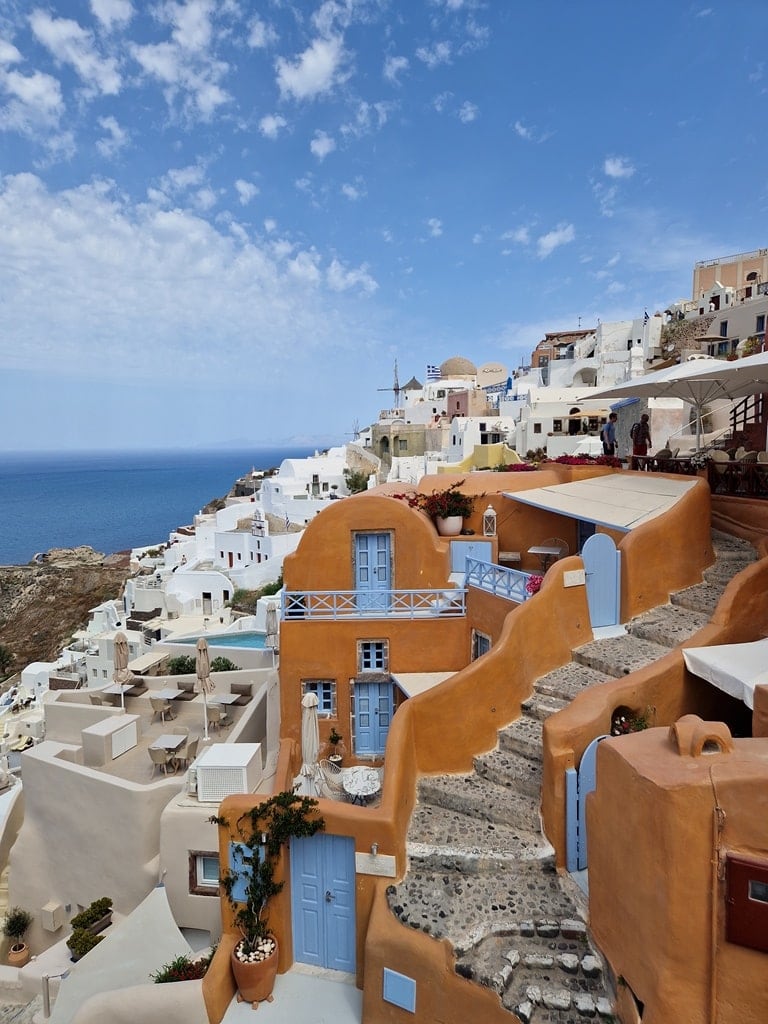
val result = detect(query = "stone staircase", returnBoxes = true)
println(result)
[388,530,757,1021]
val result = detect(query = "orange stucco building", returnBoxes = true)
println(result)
[206,465,768,1024]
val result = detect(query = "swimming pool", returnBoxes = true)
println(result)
[173,631,267,649]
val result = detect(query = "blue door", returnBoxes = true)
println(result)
[354,681,392,756]
[565,734,610,871]
[291,834,356,972]
[582,533,620,628]
[355,533,391,611]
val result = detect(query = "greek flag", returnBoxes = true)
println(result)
[643,310,649,325]
[426,363,441,382]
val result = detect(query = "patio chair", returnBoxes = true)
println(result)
[181,735,199,769]
[171,726,190,765]
[148,746,176,777]
[318,758,346,800]
[150,696,174,723]
[208,706,230,731]
[89,693,104,706]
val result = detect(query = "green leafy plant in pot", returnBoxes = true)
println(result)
[4,907,33,967]
[212,792,324,1007]
[327,727,345,765]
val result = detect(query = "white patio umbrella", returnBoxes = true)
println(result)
[585,356,734,450]
[683,638,768,710]
[196,637,215,741]
[112,631,133,711]
[300,692,320,795]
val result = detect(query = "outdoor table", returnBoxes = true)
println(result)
[209,692,239,705]
[154,688,184,701]
[527,545,564,572]
[150,734,186,752]
[102,683,132,695]
[341,766,381,805]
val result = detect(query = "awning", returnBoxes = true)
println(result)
[683,639,768,709]
[127,650,169,674]
[504,474,698,532]
[392,671,455,698]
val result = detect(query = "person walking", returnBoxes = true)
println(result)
[601,412,618,457]
[630,413,652,470]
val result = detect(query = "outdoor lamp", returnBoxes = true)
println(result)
[482,505,497,537]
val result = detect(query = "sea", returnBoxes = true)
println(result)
[0,447,319,566]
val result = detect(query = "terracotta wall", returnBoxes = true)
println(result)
[587,728,768,1024]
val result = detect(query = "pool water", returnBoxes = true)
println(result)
[173,631,267,649]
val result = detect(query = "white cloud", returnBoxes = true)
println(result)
[259,113,287,139]
[310,130,335,160]
[194,186,217,211]
[426,217,443,238]
[0,68,64,137]
[383,54,408,84]
[604,155,635,179]
[501,226,530,245]
[90,0,133,32]
[340,100,391,139]
[593,181,618,217]
[30,10,122,96]
[433,90,452,113]
[276,36,348,102]
[235,179,258,204]
[472,232,482,244]
[537,223,575,258]
[0,40,22,66]
[0,173,380,392]
[341,180,365,201]
[416,41,452,69]
[263,218,276,232]
[606,281,625,295]
[96,115,128,157]
[327,258,377,294]
[513,119,551,144]
[248,16,277,49]
[458,100,477,123]
[166,0,214,53]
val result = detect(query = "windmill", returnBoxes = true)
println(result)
[377,360,401,408]
[345,419,360,440]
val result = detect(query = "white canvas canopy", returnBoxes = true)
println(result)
[682,639,768,709]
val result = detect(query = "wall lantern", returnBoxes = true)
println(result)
[482,505,497,537]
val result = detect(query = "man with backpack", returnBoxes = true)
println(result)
[630,413,652,469]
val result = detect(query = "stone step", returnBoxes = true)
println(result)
[472,747,543,800]
[703,563,750,587]
[627,603,709,647]
[406,803,551,873]
[498,716,543,763]
[520,694,568,722]
[671,581,723,616]
[533,661,610,702]
[418,772,542,831]
[711,530,757,561]
[387,860,577,949]
[573,634,672,677]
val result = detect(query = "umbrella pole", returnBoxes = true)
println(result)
[203,691,209,741]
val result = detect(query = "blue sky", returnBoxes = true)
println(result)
[1,0,766,451]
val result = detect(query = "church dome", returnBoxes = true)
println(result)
[439,356,477,378]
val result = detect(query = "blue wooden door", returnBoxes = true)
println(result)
[355,533,391,611]
[355,681,392,756]
[565,734,610,871]
[291,834,356,973]
[582,533,620,628]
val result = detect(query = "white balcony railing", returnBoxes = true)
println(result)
[282,587,465,620]
[465,558,535,603]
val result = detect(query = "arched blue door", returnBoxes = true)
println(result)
[582,533,620,628]
[565,734,610,871]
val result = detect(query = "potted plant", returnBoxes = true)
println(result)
[394,480,475,536]
[70,897,113,934]
[151,947,216,983]
[327,727,345,766]
[212,792,324,1008]
[3,906,32,967]
[67,928,105,962]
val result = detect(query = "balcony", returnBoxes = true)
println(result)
[282,588,466,620]
[465,558,536,603]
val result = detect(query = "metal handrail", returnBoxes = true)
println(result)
[465,558,535,602]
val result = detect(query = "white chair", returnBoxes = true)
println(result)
[150,696,174,723]
[208,706,230,732]
[149,746,175,777]
[318,758,346,799]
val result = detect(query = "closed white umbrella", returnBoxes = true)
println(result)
[113,632,133,711]
[300,692,320,795]
[265,601,279,666]
[196,637,215,741]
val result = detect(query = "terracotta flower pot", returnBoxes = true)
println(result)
[435,515,463,537]
[231,936,279,1007]
[8,942,30,968]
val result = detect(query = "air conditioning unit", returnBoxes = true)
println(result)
[194,743,262,803]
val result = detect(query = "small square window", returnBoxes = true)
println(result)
[756,314,765,334]
[358,640,388,672]
[399,439,407,451]
[303,679,336,717]
[533,423,542,434]
[749,879,768,903]
[189,851,220,896]
[720,320,728,338]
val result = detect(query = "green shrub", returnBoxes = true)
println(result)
[151,949,215,983]
[67,928,104,959]
[230,589,259,612]
[166,655,196,676]
[210,657,240,673]
[70,897,112,930]
[259,573,283,597]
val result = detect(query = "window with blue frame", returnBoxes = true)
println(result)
[302,679,335,716]
[358,640,388,672]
